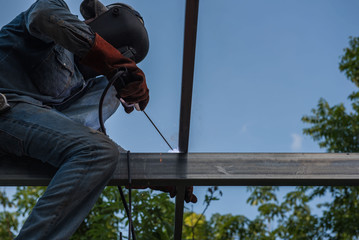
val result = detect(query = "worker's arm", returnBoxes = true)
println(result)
[24,0,94,58]
[24,0,148,112]
[81,33,149,112]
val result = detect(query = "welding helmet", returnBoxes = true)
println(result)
[80,0,149,63]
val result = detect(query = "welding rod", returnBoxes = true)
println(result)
[142,110,174,151]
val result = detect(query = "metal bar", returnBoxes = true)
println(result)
[174,186,185,240]
[176,0,200,238]
[2,153,359,186]
[178,0,200,153]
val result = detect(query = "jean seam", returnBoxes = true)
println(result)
[40,145,98,239]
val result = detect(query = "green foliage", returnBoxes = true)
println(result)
[183,212,211,240]
[246,187,325,239]
[129,190,175,240]
[293,35,359,239]
[0,189,18,240]
[209,213,250,240]
[339,37,359,87]
[302,36,359,153]
[183,186,222,240]
[301,97,359,152]
[13,186,46,219]
[71,187,121,240]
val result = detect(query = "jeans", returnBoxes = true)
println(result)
[0,77,122,239]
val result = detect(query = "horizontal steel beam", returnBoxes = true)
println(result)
[1,153,359,186]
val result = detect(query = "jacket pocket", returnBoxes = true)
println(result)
[30,45,83,99]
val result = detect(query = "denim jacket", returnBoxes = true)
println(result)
[0,0,95,106]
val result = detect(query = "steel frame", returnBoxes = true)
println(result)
[2,153,359,187]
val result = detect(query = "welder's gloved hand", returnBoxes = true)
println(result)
[81,33,149,113]
[147,186,197,203]
[184,186,197,203]
[129,185,197,203]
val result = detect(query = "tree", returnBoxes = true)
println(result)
[2,185,223,239]
[300,36,359,238]
[11,186,176,240]
[0,189,18,240]
[242,36,359,239]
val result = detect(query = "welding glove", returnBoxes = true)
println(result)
[128,185,197,203]
[152,186,197,203]
[81,33,149,113]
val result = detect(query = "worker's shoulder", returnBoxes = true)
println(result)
[32,0,70,11]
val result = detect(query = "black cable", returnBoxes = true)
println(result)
[127,151,132,240]
[118,186,136,239]
[98,71,136,240]
[98,70,125,133]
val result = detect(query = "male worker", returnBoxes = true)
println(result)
[0,0,196,239]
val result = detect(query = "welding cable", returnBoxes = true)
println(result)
[99,71,137,240]
[127,150,132,240]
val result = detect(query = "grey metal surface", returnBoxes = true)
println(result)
[1,153,359,186]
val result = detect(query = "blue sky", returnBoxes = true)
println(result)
[2,0,359,222]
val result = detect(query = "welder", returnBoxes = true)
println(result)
[0,0,196,239]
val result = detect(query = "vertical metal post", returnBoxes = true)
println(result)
[174,186,186,240]
[175,0,199,239]
[178,0,200,153]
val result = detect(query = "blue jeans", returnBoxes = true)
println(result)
[0,77,123,239]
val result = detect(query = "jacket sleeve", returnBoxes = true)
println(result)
[25,0,95,58]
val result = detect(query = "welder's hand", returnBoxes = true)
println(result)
[148,186,177,198]
[114,70,149,113]
[81,33,149,113]
[184,186,198,203]
[149,186,198,203]
[127,185,197,203]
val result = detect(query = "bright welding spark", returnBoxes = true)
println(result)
[168,148,180,153]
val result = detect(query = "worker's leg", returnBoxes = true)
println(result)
[0,102,119,240]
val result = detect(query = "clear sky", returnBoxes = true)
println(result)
[2,0,359,222]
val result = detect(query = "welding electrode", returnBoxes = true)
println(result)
[139,107,174,151]
[126,102,173,151]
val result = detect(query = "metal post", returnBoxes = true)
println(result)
[178,0,200,153]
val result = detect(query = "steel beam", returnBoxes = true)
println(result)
[174,186,186,240]
[178,0,200,154]
[177,0,200,238]
[2,153,359,186]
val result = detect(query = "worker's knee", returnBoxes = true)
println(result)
[65,131,120,175]
[89,133,120,171]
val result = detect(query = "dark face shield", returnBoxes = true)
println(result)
[88,4,149,63]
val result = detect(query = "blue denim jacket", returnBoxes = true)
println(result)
[0,0,95,106]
